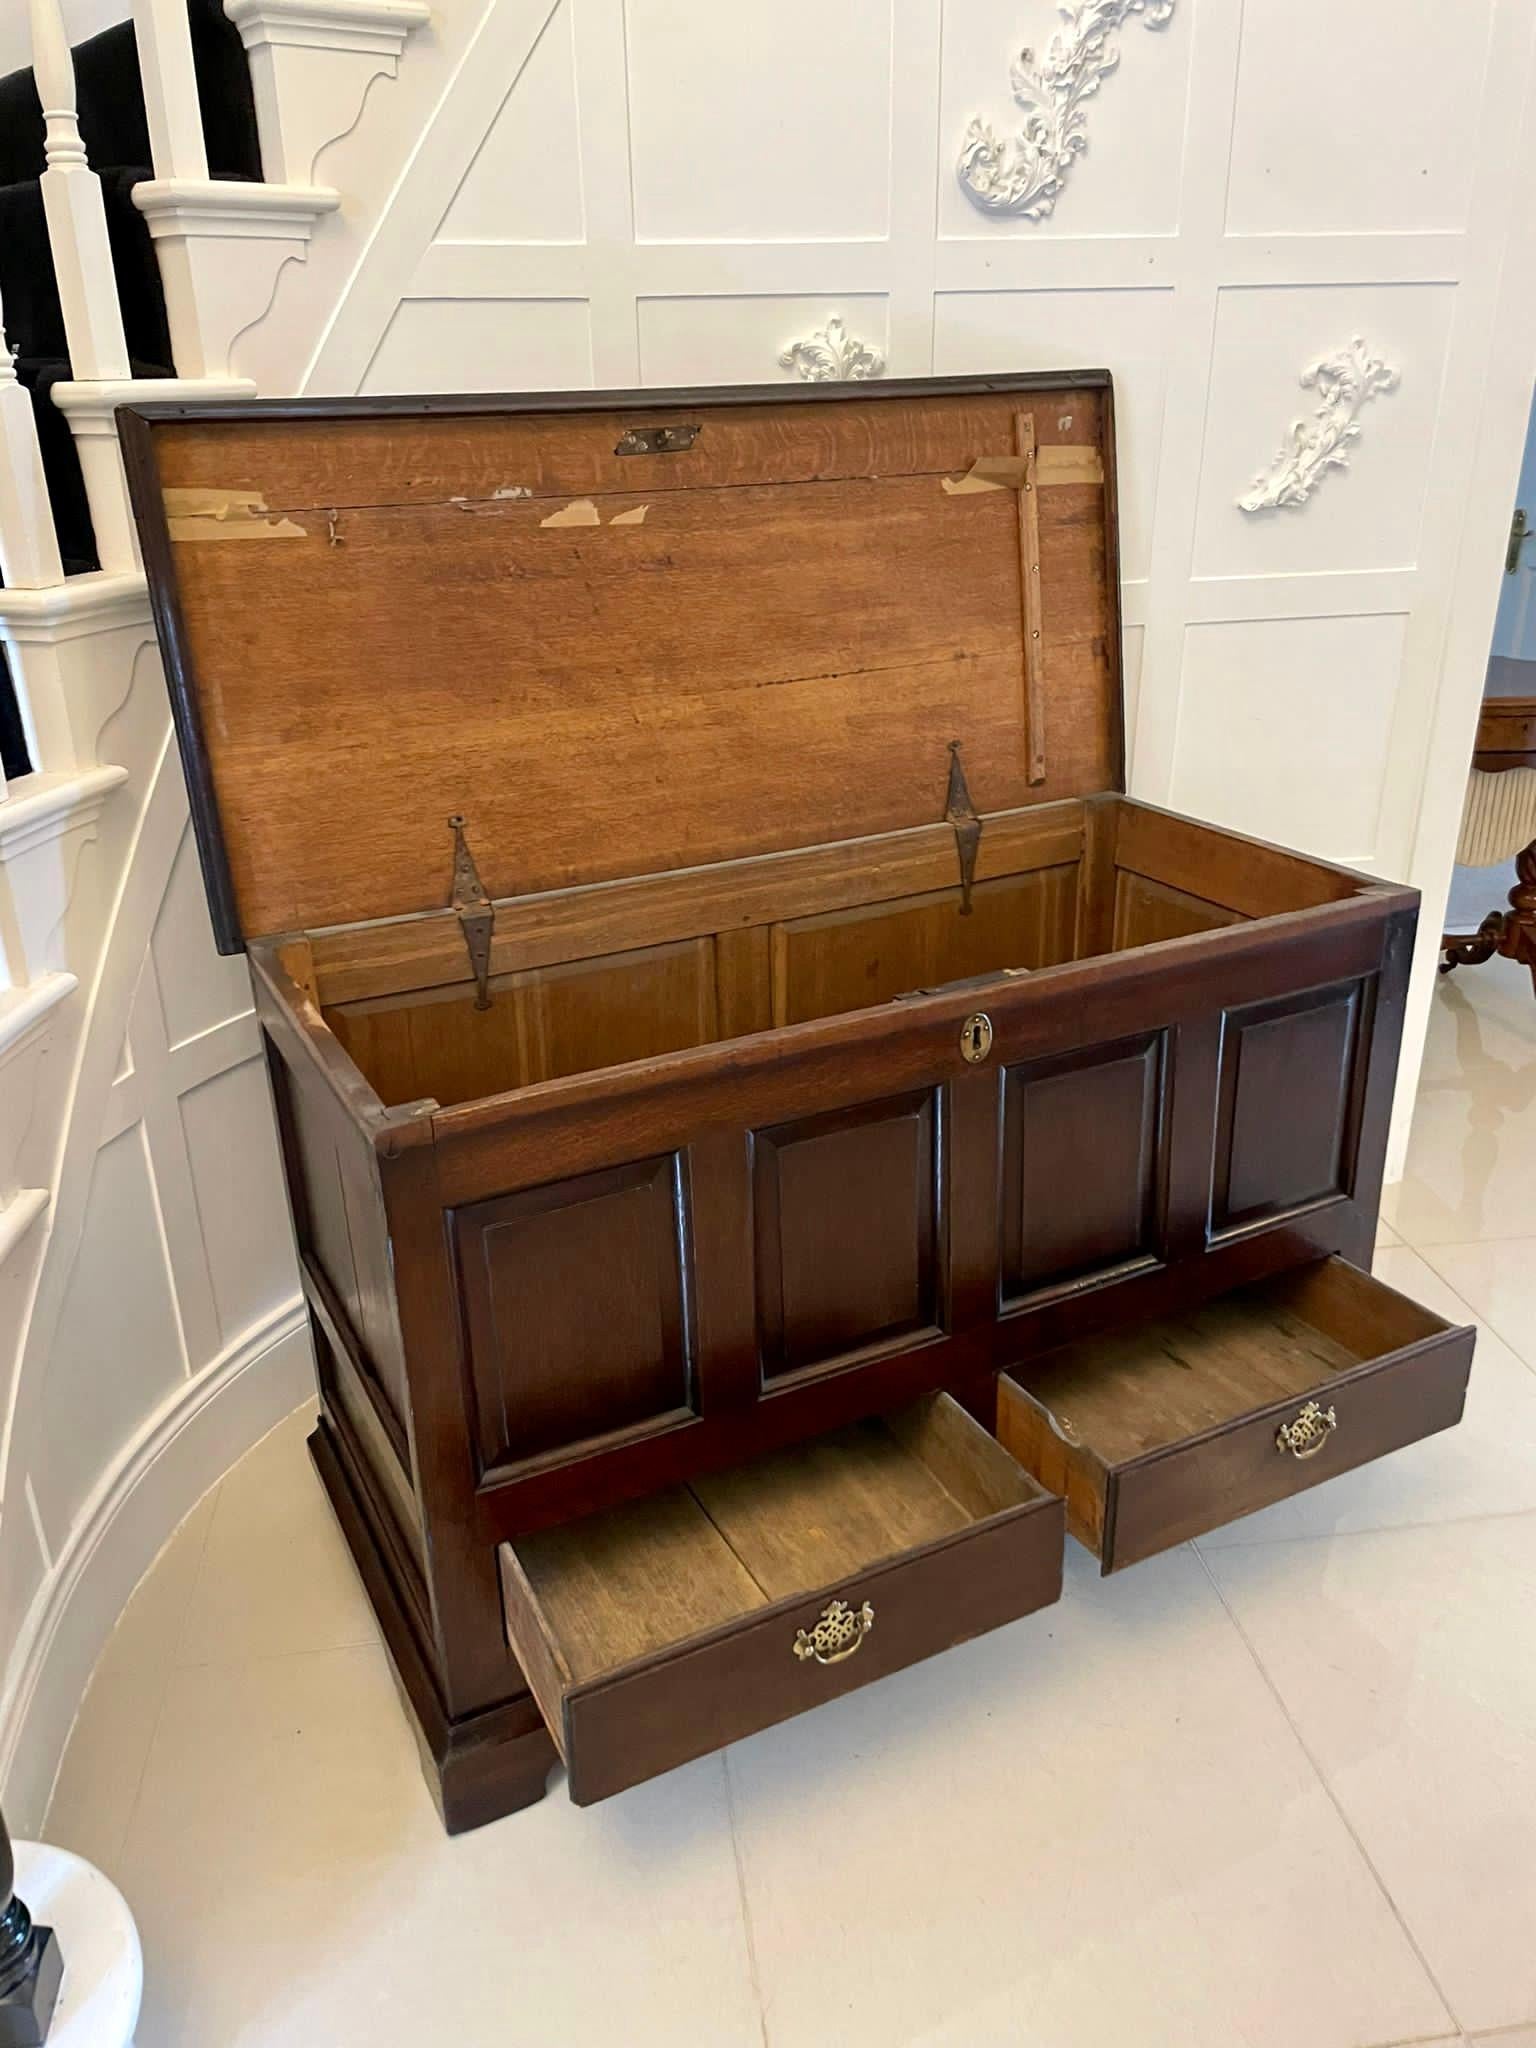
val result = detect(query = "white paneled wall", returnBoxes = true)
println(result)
[0,682,309,1820]
[294,0,1536,1169]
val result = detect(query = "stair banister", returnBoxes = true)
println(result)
[28,0,131,384]
[29,0,144,573]
[132,0,211,181]
[0,296,64,597]
[0,289,66,799]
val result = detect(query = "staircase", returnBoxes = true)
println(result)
[0,0,263,781]
[0,0,424,1825]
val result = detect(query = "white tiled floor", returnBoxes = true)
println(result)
[46,955,1536,2047]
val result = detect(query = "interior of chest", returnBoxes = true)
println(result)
[146,384,1368,1111]
[299,796,1366,1111]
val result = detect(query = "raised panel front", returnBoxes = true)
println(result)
[754,1092,940,1381]
[1002,1033,1166,1305]
[267,1046,410,1452]
[453,1157,692,1474]
[1212,980,1368,1236]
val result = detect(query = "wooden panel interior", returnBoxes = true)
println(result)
[1077,799,1369,963]
[507,1395,1042,1683]
[144,384,1122,938]
[1011,1258,1449,1467]
[1111,871,1244,949]
[772,869,1076,1024]
[453,1157,692,1472]
[325,843,1088,1109]
[330,937,717,1108]
[316,796,1379,1110]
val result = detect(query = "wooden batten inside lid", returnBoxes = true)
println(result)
[121,374,1125,951]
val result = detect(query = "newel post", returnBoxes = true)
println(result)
[0,1808,62,2044]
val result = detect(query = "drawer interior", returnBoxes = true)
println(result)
[506,1395,1047,1692]
[1010,1258,1449,1464]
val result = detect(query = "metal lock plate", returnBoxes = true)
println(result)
[960,1012,993,1063]
[614,423,700,456]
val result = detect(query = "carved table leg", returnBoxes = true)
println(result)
[1440,843,1536,995]
[1510,844,1536,995]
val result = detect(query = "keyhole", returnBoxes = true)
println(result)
[960,1012,993,1064]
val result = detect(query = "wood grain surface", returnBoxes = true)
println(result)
[136,383,1119,938]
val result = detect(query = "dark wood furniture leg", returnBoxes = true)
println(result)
[1441,844,1536,990]
[1440,686,1536,994]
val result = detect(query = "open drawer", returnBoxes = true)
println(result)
[499,1393,1062,1804]
[997,1256,1475,1572]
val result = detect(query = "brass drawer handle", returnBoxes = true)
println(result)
[1275,1399,1338,1460]
[793,1598,874,1666]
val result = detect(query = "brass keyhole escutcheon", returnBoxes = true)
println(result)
[960,1012,994,1064]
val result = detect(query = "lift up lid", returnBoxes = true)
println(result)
[120,373,1125,951]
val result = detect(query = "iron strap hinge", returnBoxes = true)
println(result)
[447,814,495,1010]
[944,739,983,915]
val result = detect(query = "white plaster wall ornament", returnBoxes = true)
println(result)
[778,317,885,382]
[957,0,1176,219]
[1238,336,1401,514]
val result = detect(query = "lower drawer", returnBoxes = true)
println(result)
[499,1392,1063,1805]
[996,1256,1474,1572]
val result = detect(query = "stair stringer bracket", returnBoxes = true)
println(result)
[131,180,342,380]
[224,0,433,187]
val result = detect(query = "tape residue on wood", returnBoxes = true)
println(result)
[539,499,650,527]
[540,498,602,528]
[942,446,1104,494]
[163,488,308,540]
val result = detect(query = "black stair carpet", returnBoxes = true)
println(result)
[0,1,261,780]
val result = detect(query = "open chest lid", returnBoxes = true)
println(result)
[121,373,1125,952]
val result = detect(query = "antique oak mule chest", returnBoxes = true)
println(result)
[121,373,1475,1829]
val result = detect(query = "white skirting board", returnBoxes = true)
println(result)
[0,1300,315,1830]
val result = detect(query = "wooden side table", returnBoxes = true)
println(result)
[1440,681,1536,994]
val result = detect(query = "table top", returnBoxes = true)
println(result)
[1477,658,1536,771]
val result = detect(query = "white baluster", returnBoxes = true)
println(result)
[0,298,64,593]
[29,0,131,382]
[29,0,141,571]
[132,0,210,181]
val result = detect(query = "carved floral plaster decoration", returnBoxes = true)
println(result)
[778,318,885,382]
[1238,336,1401,513]
[957,0,1175,219]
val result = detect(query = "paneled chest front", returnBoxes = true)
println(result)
[123,374,1473,1829]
